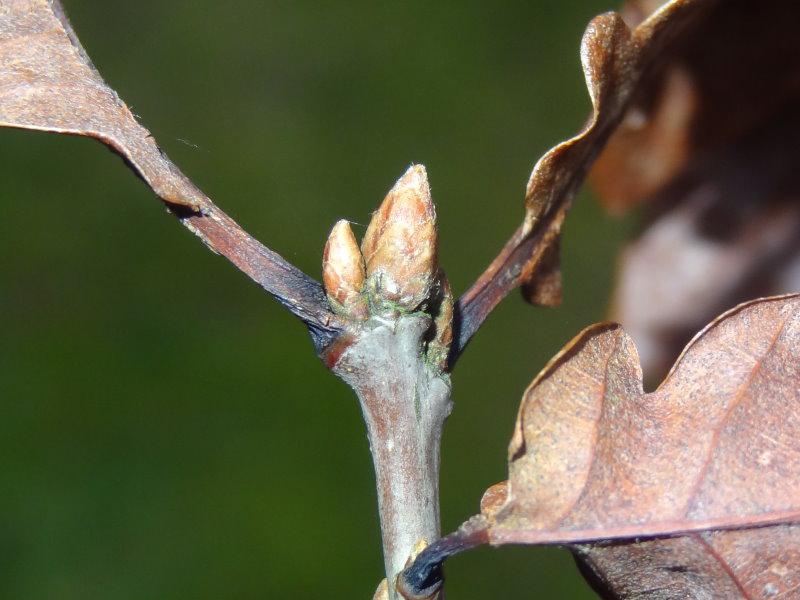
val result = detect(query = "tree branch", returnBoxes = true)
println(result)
[328,316,452,600]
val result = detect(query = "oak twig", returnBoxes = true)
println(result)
[328,316,452,599]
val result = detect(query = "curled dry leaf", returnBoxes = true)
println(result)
[0,0,339,347]
[403,294,800,598]
[454,0,710,356]
[0,0,204,210]
[493,294,800,545]
[591,0,800,379]
[575,525,800,599]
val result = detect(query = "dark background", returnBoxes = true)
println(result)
[0,1,635,598]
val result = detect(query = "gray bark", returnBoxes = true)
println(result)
[332,314,452,598]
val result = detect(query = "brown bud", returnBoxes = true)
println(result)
[322,220,368,320]
[426,273,453,371]
[362,165,438,311]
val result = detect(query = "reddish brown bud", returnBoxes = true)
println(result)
[322,220,368,320]
[362,165,438,311]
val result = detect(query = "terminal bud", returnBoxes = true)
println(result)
[362,165,438,312]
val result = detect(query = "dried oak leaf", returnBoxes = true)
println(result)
[456,0,711,351]
[0,0,337,344]
[0,0,205,209]
[574,526,800,599]
[491,293,800,541]
[590,0,800,379]
[404,294,800,598]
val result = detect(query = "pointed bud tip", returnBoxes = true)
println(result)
[323,220,368,320]
[390,164,434,221]
[394,163,429,192]
[361,166,439,311]
[325,219,358,249]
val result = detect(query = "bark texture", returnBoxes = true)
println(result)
[330,315,452,598]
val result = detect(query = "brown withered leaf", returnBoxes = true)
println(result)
[591,0,800,380]
[0,0,338,347]
[402,294,800,598]
[574,526,800,599]
[454,0,714,356]
[491,293,800,545]
[0,0,205,209]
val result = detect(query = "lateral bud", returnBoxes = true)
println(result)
[322,220,368,320]
[426,273,453,371]
[362,165,438,312]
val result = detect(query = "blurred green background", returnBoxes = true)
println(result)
[0,1,636,598]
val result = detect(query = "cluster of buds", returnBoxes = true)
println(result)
[322,165,453,369]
